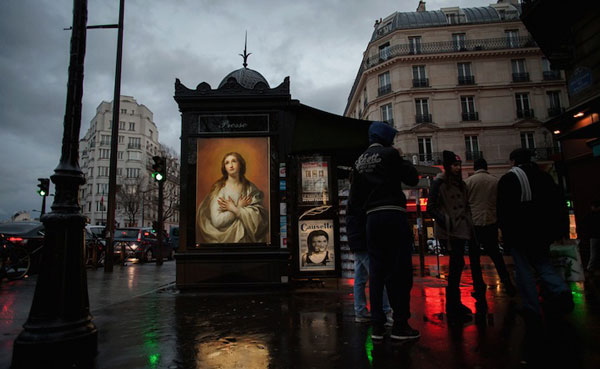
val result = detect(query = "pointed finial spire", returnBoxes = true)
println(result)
[239,31,252,68]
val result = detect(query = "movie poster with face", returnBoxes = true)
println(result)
[195,137,270,246]
[300,159,329,204]
[298,219,335,272]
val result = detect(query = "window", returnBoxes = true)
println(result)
[512,59,529,82]
[128,122,135,131]
[547,91,562,116]
[380,104,393,125]
[128,137,141,149]
[126,168,140,178]
[415,99,431,123]
[98,166,109,177]
[118,135,124,144]
[378,72,391,96]
[120,108,127,114]
[100,135,110,146]
[521,132,535,149]
[379,42,391,61]
[515,93,533,118]
[363,88,368,109]
[117,168,122,177]
[465,136,481,160]
[457,62,474,84]
[412,65,428,87]
[149,129,153,139]
[96,201,107,212]
[506,30,519,48]
[117,151,124,160]
[119,121,126,130]
[418,137,433,161]
[128,151,141,161]
[99,148,110,159]
[542,57,561,80]
[453,33,466,51]
[97,183,108,195]
[461,96,478,121]
[409,36,421,54]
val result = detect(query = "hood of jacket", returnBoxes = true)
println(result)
[368,121,397,147]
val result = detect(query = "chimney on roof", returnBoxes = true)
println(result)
[417,1,426,12]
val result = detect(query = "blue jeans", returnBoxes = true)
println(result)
[511,246,570,315]
[353,251,391,317]
[366,210,413,325]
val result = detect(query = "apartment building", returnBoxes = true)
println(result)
[79,96,179,230]
[345,0,568,176]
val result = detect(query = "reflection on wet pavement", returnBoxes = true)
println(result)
[2,257,600,369]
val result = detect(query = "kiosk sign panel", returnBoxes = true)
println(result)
[298,219,335,272]
[300,159,329,204]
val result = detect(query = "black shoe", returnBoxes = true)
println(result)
[371,324,386,341]
[543,291,574,316]
[390,322,420,341]
[447,304,473,324]
[471,291,488,313]
[504,282,517,297]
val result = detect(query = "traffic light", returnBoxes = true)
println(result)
[151,156,166,182]
[152,221,158,233]
[37,178,49,197]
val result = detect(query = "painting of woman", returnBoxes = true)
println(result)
[196,152,268,243]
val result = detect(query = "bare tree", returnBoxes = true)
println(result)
[117,179,146,227]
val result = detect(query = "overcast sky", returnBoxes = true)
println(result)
[0,0,493,221]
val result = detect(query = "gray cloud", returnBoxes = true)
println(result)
[0,0,492,220]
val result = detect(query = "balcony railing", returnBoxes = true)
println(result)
[412,78,429,88]
[404,152,443,166]
[543,70,561,80]
[128,143,141,150]
[525,147,560,161]
[416,114,432,124]
[364,36,537,69]
[378,84,392,96]
[458,75,475,85]
[547,107,564,117]
[462,111,479,121]
[100,141,110,146]
[517,109,535,118]
[512,72,530,82]
[465,151,483,161]
[383,118,394,126]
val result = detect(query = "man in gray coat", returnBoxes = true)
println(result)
[465,158,516,297]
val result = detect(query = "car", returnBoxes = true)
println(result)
[0,221,45,274]
[84,225,106,266]
[113,227,174,262]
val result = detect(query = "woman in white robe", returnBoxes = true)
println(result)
[197,152,268,243]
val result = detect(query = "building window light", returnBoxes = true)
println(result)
[573,112,584,118]
[553,130,561,135]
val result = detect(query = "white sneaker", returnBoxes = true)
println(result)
[385,312,394,327]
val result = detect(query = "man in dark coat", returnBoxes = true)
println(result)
[497,148,573,322]
[349,121,419,341]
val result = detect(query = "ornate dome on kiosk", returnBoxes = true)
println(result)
[218,67,270,89]
[218,34,269,89]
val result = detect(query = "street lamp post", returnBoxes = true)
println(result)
[11,0,97,367]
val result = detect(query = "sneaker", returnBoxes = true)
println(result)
[371,324,386,340]
[390,323,420,340]
[354,315,371,323]
[385,311,394,327]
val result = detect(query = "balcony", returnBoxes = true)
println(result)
[547,107,564,117]
[543,70,562,80]
[526,147,561,161]
[364,35,537,69]
[128,143,141,150]
[512,72,530,82]
[465,151,483,161]
[404,152,442,166]
[462,112,479,121]
[458,75,475,85]
[378,84,392,96]
[412,78,429,88]
[100,141,110,147]
[517,109,535,119]
[383,119,394,126]
[416,114,432,124]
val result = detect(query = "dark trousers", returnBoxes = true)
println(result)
[471,224,511,286]
[366,210,413,325]
[446,238,470,296]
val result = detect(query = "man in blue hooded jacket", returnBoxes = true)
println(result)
[349,121,420,341]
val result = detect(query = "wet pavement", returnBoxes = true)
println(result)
[1,256,600,369]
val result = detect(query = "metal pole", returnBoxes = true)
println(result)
[12,1,97,367]
[156,179,164,265]
[416,189,426,277]
[104,0,125,272]
[40,195,46,217]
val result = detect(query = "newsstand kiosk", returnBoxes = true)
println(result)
[174,65,370,289]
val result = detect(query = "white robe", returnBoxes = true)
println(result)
[197,182,268,244]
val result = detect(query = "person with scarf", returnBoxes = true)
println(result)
[497,148,572,325]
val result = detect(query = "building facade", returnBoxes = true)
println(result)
[79,96,179,231]
[345,0,568,177]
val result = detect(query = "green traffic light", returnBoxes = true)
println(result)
[152,172,164,182]
[38,190,46,197]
